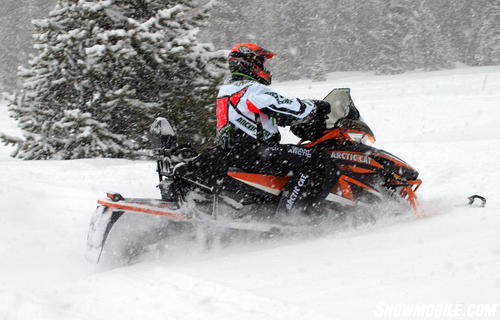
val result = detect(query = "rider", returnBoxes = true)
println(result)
[214,43,337,215]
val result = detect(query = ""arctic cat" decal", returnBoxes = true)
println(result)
[330,151,383,168]
[286,173,308,210]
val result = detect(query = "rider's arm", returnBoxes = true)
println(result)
[245,84,315,126]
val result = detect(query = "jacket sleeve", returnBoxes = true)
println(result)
[246,84,315,126]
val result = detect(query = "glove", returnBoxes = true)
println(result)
[312,100,331,119]
[290,100,331,141]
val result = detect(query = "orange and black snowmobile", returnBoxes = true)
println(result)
[87,89,422,262]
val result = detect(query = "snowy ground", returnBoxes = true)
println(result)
[1,66,499,319]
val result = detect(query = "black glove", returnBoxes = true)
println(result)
[290,100,331,141]
[312,100,331,119]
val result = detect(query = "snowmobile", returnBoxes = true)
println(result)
[86,88,422,263]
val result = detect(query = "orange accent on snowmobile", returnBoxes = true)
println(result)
[128,201,175,208]
[227,172,289,193]
[337,176,353,200]
[343,175,376,191]
[400,179,423,214]
[97,199,191,221]
[305,128,376,148]
[336,164,376,174]
[332,175,376,201]
[305,128,342,147]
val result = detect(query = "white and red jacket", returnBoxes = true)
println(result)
[216,78,315,146]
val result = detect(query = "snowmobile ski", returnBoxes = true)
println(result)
[467,195,486,207]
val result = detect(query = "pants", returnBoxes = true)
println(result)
[226,142,338,214]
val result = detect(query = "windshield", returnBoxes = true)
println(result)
[322,88,375,145]
[323,88,361,127]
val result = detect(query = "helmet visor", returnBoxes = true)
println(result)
[230,43,277,59]
[254,47,277,59]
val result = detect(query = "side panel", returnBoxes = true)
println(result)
[227,172,289,196]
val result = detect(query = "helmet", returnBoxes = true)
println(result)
[228,43,277,85]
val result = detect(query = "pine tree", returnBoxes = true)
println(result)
[3,0,225,160]
[368,0,413,74]
[203,0,499,78]
[411,0,453,71]
[474,0,500,65]
[0,0,54,90]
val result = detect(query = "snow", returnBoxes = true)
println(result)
[1,66,499,319]
[85,44,107,56]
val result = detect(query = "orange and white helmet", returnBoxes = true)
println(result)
[228,43,277,85]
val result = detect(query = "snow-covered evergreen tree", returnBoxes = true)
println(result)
[474,0,500,66]
[204,0,499,79]
[369,0,413,74]
[0,0,54,90]
[411,1,453,71]
[3,0,225,159]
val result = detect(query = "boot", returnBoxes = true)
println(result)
[275,172,312,221]
[159,162,187,202]
[159,173,180,202]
